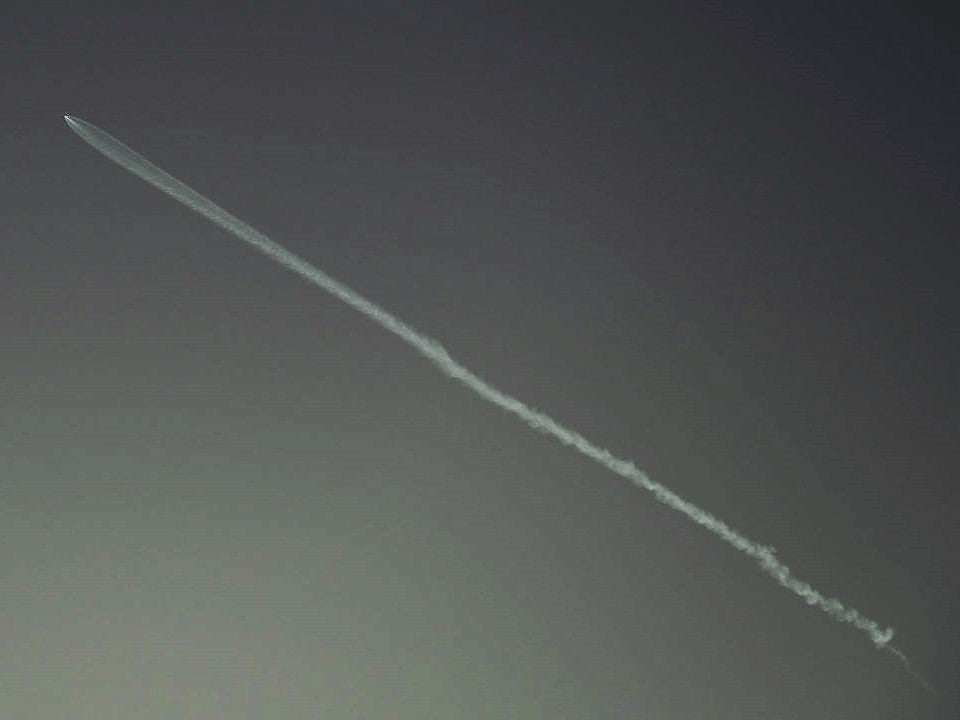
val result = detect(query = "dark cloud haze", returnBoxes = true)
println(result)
[1,3,957,718]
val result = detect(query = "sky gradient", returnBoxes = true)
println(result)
[2,3,957,718]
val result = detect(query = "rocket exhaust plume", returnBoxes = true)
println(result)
[63,114,933,693]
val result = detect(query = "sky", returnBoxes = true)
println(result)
[1,3,957,718]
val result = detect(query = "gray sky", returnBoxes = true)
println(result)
[1,3,956,718]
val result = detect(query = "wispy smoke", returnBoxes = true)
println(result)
[64,115,933,692]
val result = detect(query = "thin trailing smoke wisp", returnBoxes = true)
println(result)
[63,114,933,692]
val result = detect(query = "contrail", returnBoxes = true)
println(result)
[63,114,932,691]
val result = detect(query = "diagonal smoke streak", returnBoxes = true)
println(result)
[64,115,931,689]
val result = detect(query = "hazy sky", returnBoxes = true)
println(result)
[1,3,956,718]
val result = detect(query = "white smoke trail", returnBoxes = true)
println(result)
[65,115,932,690]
